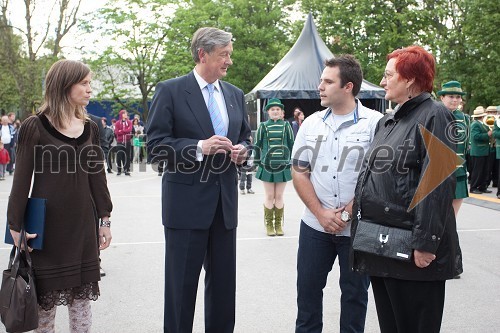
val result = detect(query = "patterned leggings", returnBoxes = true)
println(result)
[35,298,92,333]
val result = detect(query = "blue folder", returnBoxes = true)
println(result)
[5,198,47,250]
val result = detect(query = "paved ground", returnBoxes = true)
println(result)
[0,166,499,333]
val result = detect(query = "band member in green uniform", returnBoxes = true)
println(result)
[254,98,294,236]
[492,110,500,199]
[437,81,470,214]
[469,106,493,194]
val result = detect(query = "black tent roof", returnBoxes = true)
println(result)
[246,13,385,101]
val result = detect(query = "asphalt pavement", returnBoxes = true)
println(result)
[0,166,499,333]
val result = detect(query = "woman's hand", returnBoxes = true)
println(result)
[414,249,436,268]
[9,229,37,252]
[98,226,112,250]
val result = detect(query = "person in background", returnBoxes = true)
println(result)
[101,117,114,173]
[287,106,302,125]
[114,109,133,176]
[469,106,492,194]
[351,45,462,333]
[0,115,15,175]
[291,108,304,138]
[485,105,498,188]
[133,130,142,164]
[7,59,112,332]
[0,141,10,180]
[437,80,470,215]
[146,27,250,332]
[493,114,500,199]
[292,55,381,333]
[239,135,255,195]
[254,98,294,236]
[7,112,17,171]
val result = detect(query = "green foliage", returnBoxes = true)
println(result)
[436,0,499,111]
[165,0,296,94]
[301,0,450,87]
[82,0,177,120]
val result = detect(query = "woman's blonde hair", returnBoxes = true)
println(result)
[39,59,90,129]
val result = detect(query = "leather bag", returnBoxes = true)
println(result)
[0,230,39,332]
[352,220,413,261]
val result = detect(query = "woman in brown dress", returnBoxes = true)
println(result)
[7,59,112,332]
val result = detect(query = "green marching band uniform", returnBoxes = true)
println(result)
[493,118,500,198]
[254,117,295,183]
[451,109,471,199]
[437,80,470,199]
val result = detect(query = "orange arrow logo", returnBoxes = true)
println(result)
[407,124,464,211]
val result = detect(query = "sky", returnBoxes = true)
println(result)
[7,0,103,59]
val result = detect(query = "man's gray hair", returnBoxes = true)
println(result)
[191,27,233,63]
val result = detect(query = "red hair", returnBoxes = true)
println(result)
[387,45,435,93]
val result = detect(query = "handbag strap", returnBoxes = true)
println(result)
[10,229,33,279]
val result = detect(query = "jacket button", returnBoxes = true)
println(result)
[215,181,219,186]
[384,207,389,212]
[432,235,437,240]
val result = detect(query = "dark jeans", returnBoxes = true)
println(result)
[296,222,370,333]
[115,142,131,172]
[371,277,445,333]
[239,170,252,190]
[4,142,14,173]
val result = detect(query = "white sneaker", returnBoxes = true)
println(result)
[240,189,246,195]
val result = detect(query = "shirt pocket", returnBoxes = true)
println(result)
[305,134,328,158]
[343,134,371,160]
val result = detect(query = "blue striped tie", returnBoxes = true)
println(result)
[207,83,226,136]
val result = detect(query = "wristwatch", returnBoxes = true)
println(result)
[340,210,351,222]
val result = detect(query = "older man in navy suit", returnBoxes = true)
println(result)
[146,27,251,333]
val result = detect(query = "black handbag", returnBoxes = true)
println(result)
[352,220,413,261]
[0,230,39,332]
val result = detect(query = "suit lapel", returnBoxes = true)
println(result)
[184,71,214,138]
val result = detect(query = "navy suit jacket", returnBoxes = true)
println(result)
[147,71,251,230]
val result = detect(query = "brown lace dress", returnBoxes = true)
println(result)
[7,114,112,310]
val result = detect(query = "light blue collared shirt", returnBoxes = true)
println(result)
[291,100,383,236]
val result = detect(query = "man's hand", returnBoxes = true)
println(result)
[414,249,436,268]
[202,135,233,155]
[230,144,248,165]
[317,207,347,234]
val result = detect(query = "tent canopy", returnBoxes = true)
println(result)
[245,13,385,101]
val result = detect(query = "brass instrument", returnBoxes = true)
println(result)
[483,115,498,146]
[484,115,497,129]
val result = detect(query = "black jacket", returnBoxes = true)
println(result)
[352,93,463,281]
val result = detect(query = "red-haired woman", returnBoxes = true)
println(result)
[351,46,462,333]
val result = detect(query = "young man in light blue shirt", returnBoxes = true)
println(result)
[292,55,383,333]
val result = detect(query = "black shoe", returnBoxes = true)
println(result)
[117,171,122,176]
[497,194,500,199]
[470,189,482,194]
[107,169,113,174]
[481,189,492,193]
[100,266,106,277]
[453,274,461,279]
[125,172,131,176]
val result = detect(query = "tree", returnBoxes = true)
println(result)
[300,0,452,87]
[0,0,82,119]
[82,0,175,120]
[166,0,296,94]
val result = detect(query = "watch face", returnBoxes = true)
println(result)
[341,210,350,222]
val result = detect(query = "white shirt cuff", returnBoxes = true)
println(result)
[196,140,204,161]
